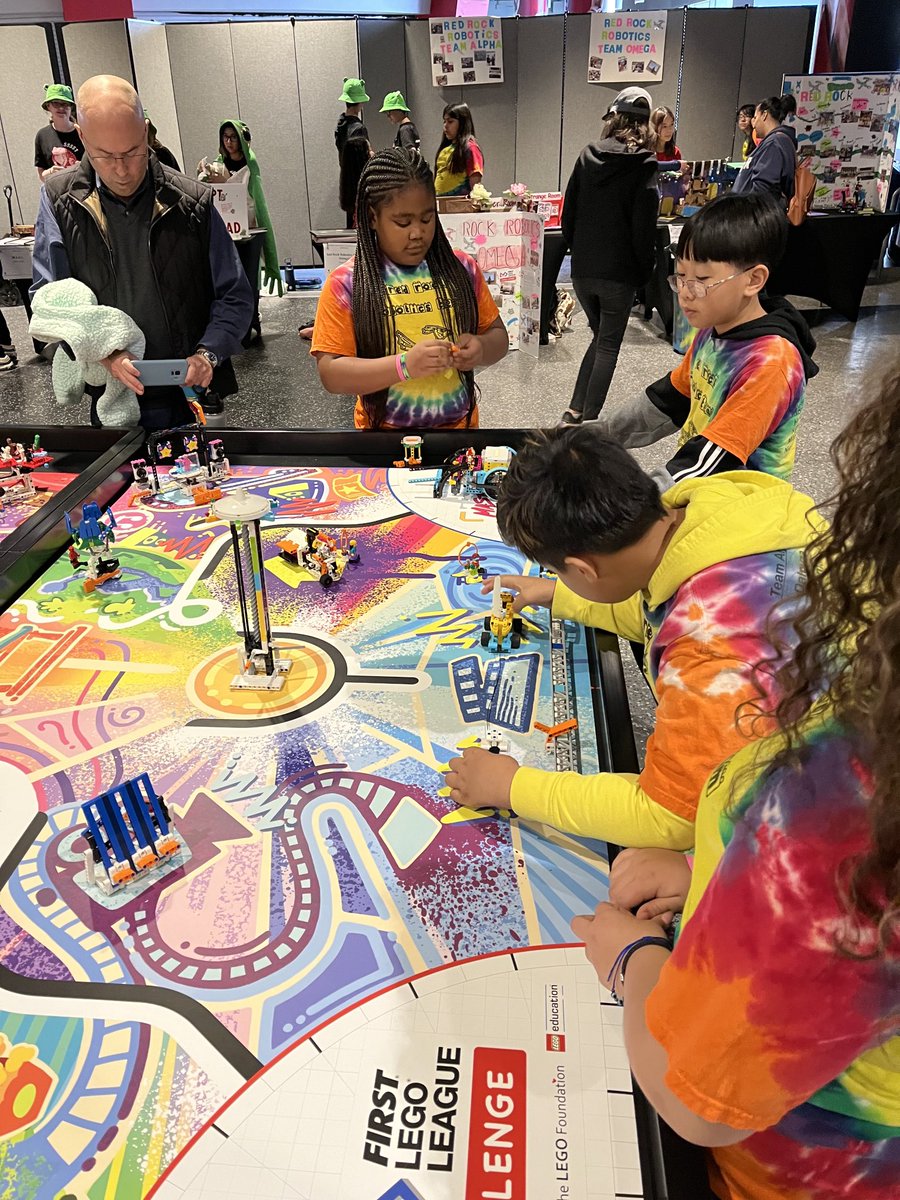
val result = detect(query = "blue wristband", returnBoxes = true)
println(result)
[607,935,672,1005]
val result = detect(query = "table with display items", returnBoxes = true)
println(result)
[0,429,713,1200]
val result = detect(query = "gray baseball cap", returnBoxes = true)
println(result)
[604,87,653,118]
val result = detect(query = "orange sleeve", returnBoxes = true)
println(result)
[310,267,357,359]
[702,349,795,464]
[472,261,501,334]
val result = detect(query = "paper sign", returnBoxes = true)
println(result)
[588,11,667,84]
[430,17,504,88]
[210,180,249,239]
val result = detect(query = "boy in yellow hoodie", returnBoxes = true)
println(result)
[444,425,824,848]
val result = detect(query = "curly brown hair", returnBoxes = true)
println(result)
[764,362,900,955]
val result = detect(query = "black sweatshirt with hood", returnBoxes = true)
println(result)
[334,113,369,159]
[732,124,797,203]
[561,138,659,286]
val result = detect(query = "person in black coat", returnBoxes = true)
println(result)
[559,87,659,425]
[732,94,797,205]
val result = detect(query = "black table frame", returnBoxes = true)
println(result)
[0,425,713,1199]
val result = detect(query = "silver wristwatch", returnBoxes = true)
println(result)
[196,347,219,369]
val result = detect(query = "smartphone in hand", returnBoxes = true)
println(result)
[132,360,189,387]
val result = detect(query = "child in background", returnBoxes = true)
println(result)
[444,425,823,850]
[576,363,900,1200]
[736,103,757,159]
[598,193,817,486]
[312,149,508,430]
[651,106,681,161]
[381,92,420,155]
[339,137,373,227]
[434,104,484,197]
[334,78,370,160]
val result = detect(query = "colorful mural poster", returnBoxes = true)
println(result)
[588,11,667,85]
[783,72,900,212]
[430,17,504,88]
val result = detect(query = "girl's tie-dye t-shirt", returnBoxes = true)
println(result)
[312,250,498,429]
[646,719,900,1199]
[670,326,807,481]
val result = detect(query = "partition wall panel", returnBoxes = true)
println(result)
[294,19,360,232]
[516,14,565,193]
[678,9,748,160]
[62,19,133,92]
[231,20,313,265]
[128,19,184,171]
[734,7,815,157]
[405,17,462,172]
[0,24,53,224]
[166,22,238,183]
[358,17,408,154]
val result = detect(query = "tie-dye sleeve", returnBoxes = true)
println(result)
[645,742,900,1133]
[701,341,803,466]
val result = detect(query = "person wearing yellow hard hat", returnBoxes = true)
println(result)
[335,78,370,161]
[380,92,420,155]
[35,83,84,182]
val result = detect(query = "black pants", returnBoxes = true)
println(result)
[0,308,10,347]
[570,277,635,420]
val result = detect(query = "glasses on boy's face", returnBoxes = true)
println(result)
[667,269,748,300]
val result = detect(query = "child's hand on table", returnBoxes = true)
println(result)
[451,333,484,371]
[572,902,669,994]
[480,574,556,612]
[406,340,453,379]
[444,746,518,810]
[609,848,692,926]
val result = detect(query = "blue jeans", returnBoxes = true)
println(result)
[570,278,634,420]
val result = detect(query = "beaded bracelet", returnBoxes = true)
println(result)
[395,352,410,382]
[607,935,672,1006]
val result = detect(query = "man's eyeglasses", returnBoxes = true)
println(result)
[87,147,147,165]
[667,269,749,300]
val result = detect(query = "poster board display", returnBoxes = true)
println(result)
[430,17,504,87]
[588,11,667,84]
[783,73,900,212]
[440,210,544,358]
[210,179,250,238]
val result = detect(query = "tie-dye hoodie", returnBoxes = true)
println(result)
[647,716,900,1199]
[510,471,825,849]
[646,296,818,483]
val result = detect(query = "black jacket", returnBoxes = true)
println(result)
[42,154,238,397]
[732,125,797,203]
[335,113,368,159]
[562,139,659,286]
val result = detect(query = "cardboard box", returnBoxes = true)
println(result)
[0,239,34,280]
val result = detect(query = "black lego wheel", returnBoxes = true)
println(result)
[510,633,521,649]
[481,469,507,501]
[319,573,334,588]
[480,631,490,647]
[483,615,491,630]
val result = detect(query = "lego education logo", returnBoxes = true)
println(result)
[544,982,567,1052]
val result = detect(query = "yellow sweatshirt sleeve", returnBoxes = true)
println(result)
[551,580,645,644]
[509,766,695,851]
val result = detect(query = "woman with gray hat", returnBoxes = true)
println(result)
[559,86,659,426]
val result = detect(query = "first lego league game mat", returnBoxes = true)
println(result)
[0,464,644,1200]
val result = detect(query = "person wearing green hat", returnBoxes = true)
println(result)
[335,78,370,163]
[214,119,283,344]
[380,92,420,155]
[34,84,84,182]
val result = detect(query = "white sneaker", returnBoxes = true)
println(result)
[0,353,15,372]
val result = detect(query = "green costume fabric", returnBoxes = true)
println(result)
[216,119,283,297]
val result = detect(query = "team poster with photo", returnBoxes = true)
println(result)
[783,73,900,212]
[430,17,504,88]
[588,11,667,84]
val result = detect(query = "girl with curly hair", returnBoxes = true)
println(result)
[574,363,900,1199]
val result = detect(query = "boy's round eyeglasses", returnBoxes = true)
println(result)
[667,269,749,300]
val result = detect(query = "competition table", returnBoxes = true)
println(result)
[0,429,711,1200]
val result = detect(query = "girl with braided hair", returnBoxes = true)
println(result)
[575,361,900,1199]
[313,148,507,429]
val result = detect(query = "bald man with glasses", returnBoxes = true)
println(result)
[32,75,253,430]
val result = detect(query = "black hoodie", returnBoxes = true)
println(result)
[335,113,369,160]
[732,124,797,203]
[561,138,659,286]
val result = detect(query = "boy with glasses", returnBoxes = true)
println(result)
[599,193,817,485]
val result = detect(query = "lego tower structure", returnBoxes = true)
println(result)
[211,489,291,691]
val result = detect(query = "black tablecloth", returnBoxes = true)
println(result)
[767,212,900,322]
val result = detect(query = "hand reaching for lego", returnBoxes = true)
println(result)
[406,340,453,379]
[480,574,555,613]
[608,847,692,925]
[450,333,484,371]
[444,746,519,811]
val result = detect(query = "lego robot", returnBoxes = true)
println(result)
[65,501,120,593]
[432,445,513,502]
[277,527,360,588]
[81,773,180,895]
[482,576,523,652]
